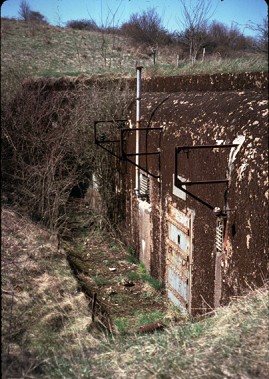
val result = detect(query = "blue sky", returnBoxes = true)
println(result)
[1,0,268,37]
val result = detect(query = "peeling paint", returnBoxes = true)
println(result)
[124,72,268,315]
[227,135,245,179]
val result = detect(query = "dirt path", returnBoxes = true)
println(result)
[60,198,172,334]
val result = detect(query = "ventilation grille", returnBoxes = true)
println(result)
[216,219,224,255]
[140,173,149,199]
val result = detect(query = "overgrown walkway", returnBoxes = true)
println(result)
[61,197,173,335]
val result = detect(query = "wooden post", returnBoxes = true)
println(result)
[202,48,205,62]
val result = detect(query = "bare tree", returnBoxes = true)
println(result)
[177,0,215,63]
[121,8,170,64]
[18,0,48,24]
[246,17,268,53]
[18,0,31,21]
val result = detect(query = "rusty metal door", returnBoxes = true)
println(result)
[166,205,193,313]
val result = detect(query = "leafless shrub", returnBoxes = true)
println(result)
[121,8,171,47]
[246,17,268,54]
[66,19,99,31]
[1,77,133,231]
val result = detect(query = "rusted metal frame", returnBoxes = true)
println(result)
[145,95,170,174]
[183,179,229,185]
[175,143,239,185]
[94,119,128,144]
[95,143,123,160]
[120,127,163,179]
[175,178,215,211]
[123,156,160,179]
[94,119,128,160]
[174,144,239,212]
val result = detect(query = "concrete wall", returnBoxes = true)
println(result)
[24,71,268,314]
[124,72,268,314]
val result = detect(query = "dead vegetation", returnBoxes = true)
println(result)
[1,73,133,230]
[1,207,98,379]
[2,206,268,378]
[92,285,269,379]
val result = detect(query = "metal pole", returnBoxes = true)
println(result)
[135,66,143,195]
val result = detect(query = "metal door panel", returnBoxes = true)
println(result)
[168,223,189,254]
[166,205,193,313]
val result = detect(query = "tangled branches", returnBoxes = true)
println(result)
[1,76,133,230]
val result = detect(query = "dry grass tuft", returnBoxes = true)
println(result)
[91,285,269,379]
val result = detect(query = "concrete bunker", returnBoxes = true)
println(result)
[108,71,268,315]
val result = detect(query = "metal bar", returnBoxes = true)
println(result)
[96,143,123,160]
[176,144,239,152]
[124,152,160,157]
[175,177,215,210]
[121,127,163,132]
[183,179,229,185]
[135,66,143,194]
[124,156,160,179]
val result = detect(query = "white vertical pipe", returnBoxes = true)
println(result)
[135,66,143,195]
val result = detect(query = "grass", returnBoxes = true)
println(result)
[136,310,166,326]
[126,246,139,264]
[114,318,130,335]
[92,286,269,379]
[2,208,268,379]
[1,18,267,81]
[1,208,98,379]
[126,261,163,291]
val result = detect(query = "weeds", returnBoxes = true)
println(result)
[93,275,111,286]
[137,311,166,327]
[2,204,268,379]
[114,318,130,335]
[92,286,269,379]
[126,247,139,264]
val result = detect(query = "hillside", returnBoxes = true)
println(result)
[2,207,268,379]
[1,16,269,379]
[1,17,268,81]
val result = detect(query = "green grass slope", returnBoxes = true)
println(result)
[1,18,268,80]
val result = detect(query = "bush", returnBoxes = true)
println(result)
[66,19,99,31]
[1,78,133,230]
[121,8,171,46]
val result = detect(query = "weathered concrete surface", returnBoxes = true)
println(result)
[22,71,268,314]
[125,73,268,314]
